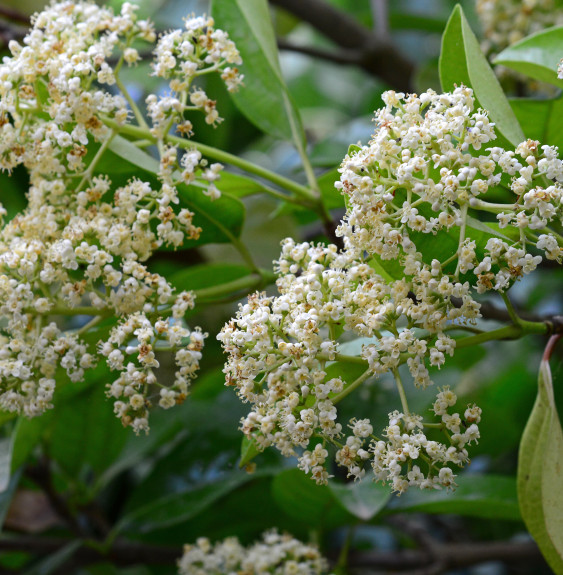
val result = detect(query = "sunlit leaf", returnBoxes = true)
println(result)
[517,342,563,573]
[440,5,525,148]
[329,480,390,521]
[390,474,520,520]
[495,26,563,88]
[211,0,307,153]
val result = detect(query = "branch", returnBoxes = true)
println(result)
[270,0,414,91]
[0,5,29,25]
[348,539,544,572]
[0,535,181,567]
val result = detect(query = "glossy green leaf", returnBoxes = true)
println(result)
[215,171,271,199]
[510,94,563,152]
[318,168,345,210]
[271,469,352,528]
[167,263,251,292]
[239,436,261,468]
[495,26,563,88]
[106,135,160,174]
[329,480,390,521]
[440,5,525,148]
[390,474,520,520]
[211,0,307,151]
[517,347,563,574]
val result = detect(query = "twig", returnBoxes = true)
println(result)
[0,5,29,25]
[269,0,414,91]
[348,538,545,572]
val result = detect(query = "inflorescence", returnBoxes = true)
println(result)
[0,1,242,432]
[219,86,563,492]
[178,530,331,575]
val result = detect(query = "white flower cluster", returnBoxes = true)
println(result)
[0,2,243,432]
[150,14,242,130]
[178,531,331,575]
[146,14,242,199]
[219,239,481,492]
[337,87,563,287]
[220,86,563,492]
[476,0,563,55]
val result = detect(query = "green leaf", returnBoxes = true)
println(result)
[510,94,563,152]
[119,470,268,534]
[0,469,21,529]
[329,480,390,521]
[495,26,563,88]
[48,367,128,479]
[517,345,563,574]
[10,414,53,474]
[167,263,251,292]
[239,436,261,468]
[106,135,160,174]
[177,185,246,247]
[440,5,525,148]
[318,168,345,210]
[211,0,307,150]
[22,541,82,575]
[102,137,247,248]
[390,474,521,520]
[215,171,271,199]
[271,469,352,528]
[0,438,12,493]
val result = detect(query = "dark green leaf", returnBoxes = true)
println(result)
[517,348,563,573]
[440,5,525,148]
[167,263,251,292]
[390,474,520,520]
[177,185,246,247]
[510,94,563,152]
[48,366,128,478]
[10,414,53,474]
[271,468,352,528]
[119,470,269,534]
[495,26,563,88]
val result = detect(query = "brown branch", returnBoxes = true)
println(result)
[277,39,362,66]
[0,533,546,573]
[0,535,181,567]
[0,5,29,25]
[270,0,414,91]
[348,538,545,573]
